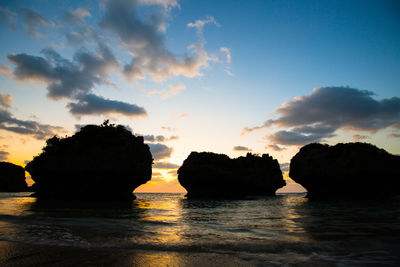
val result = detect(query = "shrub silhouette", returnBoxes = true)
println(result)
[289,142,400,199]
[178,152,285,198]
[26,121,152,199]
[0,162,28,192]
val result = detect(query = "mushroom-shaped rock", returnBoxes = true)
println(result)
[289,142,400,199]
[178,152,285,198]
[0,162,28,192]
[25,123,153,199]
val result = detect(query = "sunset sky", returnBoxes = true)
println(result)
[1,0,399,193]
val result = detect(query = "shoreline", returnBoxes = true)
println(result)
[0,241,256,267]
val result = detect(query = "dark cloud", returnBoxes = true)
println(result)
[19,8,53,37]
[153,161,179,169]
[0,93,12,108]
[140,134,178,142]
[388,133,400,138]
[280,163,289,173]
[0,150,9,161]
[65,32,87,45]
[233,145,252,151]
[0,7,17,30]
[244,87,400,146]
[0,109,64,140]
[99,0,214,81]
[67,94,147,117]
[64,8,91,24]
[266,144,285,151]
[63,8,97,46]
[148,143,173,160]
[268,130,334,146]
[8,43,118,99]
[7,42,147,118]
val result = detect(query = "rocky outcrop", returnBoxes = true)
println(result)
[178,152,285,198]
[25,122,153,199]
[0,162,28,192]
[289,142,400,199]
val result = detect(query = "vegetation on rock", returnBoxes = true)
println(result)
[26,121,153,199]
[289,142,400,199]
[178,152,285,198]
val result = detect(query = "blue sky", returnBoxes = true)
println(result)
[1,0,399,192]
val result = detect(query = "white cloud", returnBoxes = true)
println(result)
[147,83,186,99]
[220,47,231,63]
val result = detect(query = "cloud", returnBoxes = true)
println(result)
[167,169,177,175]
[19,8,53,37]
[178,113,188,118]
[7,42,147,118]
[153,161,180,169]
[352,134,369,141]
[161,126,175,131]
[99,0,216,81]
[147,83,185,99]
[148,143,173,160]
[233,145,252,151]
[187,16,218,34]
[66,8,91,22]
[0,64,12,76]
[138,0,179,9]
[280,163,289,172]
[0,150,9,161]
[268,130,335,146]
[224,68,234,76]
[0,93,12,108]
[8,43,118,99]
[388,133,400,138]
[0,109,64,140]
[140,134,178,142]
[244,86,400,145]
[63,8,97,45]
[67,94,147,117]
[0,93,64,140]
[0,7,17,30]
[220,47,231,63]
[266,144,285,151]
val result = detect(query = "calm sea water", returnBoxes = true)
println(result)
[0,192,399,266]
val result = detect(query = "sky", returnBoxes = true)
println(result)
[0,0,399,193]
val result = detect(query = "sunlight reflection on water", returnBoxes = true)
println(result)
[0,192,399,266]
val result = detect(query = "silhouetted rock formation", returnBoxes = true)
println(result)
[289,142,400,199]
[25,122,152,199]
[178,152,285,198]
[0,162,28,192]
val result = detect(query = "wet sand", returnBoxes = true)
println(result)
[0,241,256,267]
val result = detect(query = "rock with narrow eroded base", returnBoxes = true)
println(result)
[289,142,400,199]
[178,152,285,198]
[0,162,28,192]
[26,122,153,200]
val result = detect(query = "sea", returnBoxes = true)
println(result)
[0,192,399,266]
